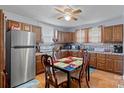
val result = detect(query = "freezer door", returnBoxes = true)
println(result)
[11,31,36,47]
[11,47,35,87]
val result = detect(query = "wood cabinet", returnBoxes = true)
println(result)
[0,10,5,88]
[7,20,21,31]
[97,54,106,70]
[32,25,42,43]
[105,55,114,72]
[21,23,32,31]
[102,24,123,43]
[57,31,74,43]
[113,55,123,74]
[102,26,113,43]
[60,51,69,58]
[105,55,123,75]
[36,55,44,75]
[112,24,123,43]
[89,53,97,68]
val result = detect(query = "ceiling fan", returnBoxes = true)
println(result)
[54,6,82,21]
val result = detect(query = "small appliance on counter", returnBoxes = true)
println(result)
[62,43,72,49]
[71,44,81,50]
[113,45,123,53]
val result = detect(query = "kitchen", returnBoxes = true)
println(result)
[0,5,124,88]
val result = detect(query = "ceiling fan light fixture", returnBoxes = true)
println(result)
[64,15,71,21]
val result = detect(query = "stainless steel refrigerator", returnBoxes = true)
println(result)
[6,31,36,87]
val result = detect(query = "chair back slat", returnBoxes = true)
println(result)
[41,54,58,87]
[79,49,90,79]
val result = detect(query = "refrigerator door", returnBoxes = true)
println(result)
[11,47,35,87]
[11,31,36,47]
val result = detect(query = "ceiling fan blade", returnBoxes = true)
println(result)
[72,9,82,14]
[71,16,78,21]
[55,7,65,14]
[57,16,64,20]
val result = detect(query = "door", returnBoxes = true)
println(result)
[11,47,35,87]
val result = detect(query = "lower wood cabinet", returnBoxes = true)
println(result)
[59,51,123,75]
[106,59,114,72]
[113,55,123,75]
[96,54,106,70]
[36,55,44,75]
[89,53,97,68]
[60,51,83,58]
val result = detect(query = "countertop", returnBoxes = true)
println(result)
[88,51,124,56]
[35,51,53,56]
[60,49,124,56]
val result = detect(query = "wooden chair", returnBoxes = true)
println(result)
[71,50,90,88]
[41,54,67,88]
[52,46,61,61]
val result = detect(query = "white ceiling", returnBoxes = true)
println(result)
[0,5,124,28]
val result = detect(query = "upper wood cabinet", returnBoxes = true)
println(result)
[57,31,74,43]
[21,23,32,31]
[112,24,123,43]
[32,25,42,43]
[7,20,32,32]
[102,26,113,43]
[7,20,21,31]
[102,24,123,43]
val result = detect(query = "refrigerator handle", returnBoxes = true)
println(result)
[12,46,35,48]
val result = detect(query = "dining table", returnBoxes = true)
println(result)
[53,56,90,88]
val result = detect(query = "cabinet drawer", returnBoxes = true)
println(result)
[97,60,106,64]
[90,53,96,57]
[112,55,123,60]
[106,54,113,59]
[36,55,41,60]
[97,54,106,58]
[97,63,106,70]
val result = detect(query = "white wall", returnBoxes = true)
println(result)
[4,11,69,32]
[69,16,124,32]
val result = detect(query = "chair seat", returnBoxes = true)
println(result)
[55,71,67,85]
[71,69,80,79]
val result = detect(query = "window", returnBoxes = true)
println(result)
[42,30,54,43]
[76,29,85,43]
[89,27,101,43]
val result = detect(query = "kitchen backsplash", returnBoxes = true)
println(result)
[83,43,123,52]
[38,42,123,53]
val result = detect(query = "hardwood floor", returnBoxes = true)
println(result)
[35,69,124,88]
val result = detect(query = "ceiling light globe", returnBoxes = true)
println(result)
[64,15,71,21]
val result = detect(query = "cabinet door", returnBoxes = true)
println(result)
[89,53,97,68]
[32,26,42,43]
[113,24,123,43]
[36,55,44,75]
[102,26,113,43]
[90,57,97,68]
[21,23,31,32]
[0,10,5,88]
[113,59,123,75]
[72,52,78,57]
[97,54,106,70]
[106,59,114,72]
[7,20,21,31]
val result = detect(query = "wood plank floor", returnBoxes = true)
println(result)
[35,69,124,88]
